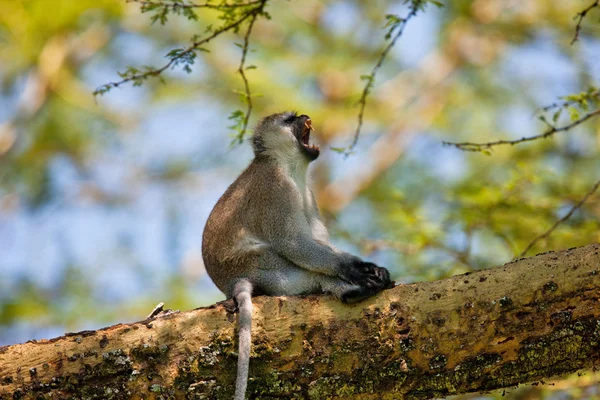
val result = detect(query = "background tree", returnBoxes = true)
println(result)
[0,0,599,398]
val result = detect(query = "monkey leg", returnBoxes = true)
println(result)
[251,250,323,296]
[250,250,387,303]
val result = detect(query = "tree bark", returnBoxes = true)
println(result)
[1,244,599,399]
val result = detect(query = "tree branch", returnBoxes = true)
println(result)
[126,0,264,10]
[93,0,267,96]
[539,88,599,113]
[318,50,457,214]
[342,2,425,156]
[230,6,260,144]
[2,244,600,399]
[442,108,600,152]
[519,179,600,257]
[571,0,600,45]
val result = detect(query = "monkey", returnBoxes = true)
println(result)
[202,111,392,400]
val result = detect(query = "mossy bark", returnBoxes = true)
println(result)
[1,244,600,399]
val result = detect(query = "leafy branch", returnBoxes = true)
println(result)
[540,87,599,113]
[518,178,600,257]
[228,7,262,144]
[571,0,600,45]
[129,0,264,10]
[93,0,268,96]
[334,0,440,157]
[127,0,265,24]
[443,88,600,152]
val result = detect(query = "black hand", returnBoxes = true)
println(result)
[361,263,392,289]
[339,262,393,303]
[339,259,391,288]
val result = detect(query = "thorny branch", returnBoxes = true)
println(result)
[343,2,426,156]
[540,89,600,113]
[232,8,260,143]
[93,0,267,96]
[126,0,264,10]
[571,0,600,45]
[442,108,600,152]
[518,178,600,258]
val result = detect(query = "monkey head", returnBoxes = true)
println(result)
[252,111,320,161]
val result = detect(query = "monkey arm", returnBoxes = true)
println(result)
[262,208,379,284]
[254,185,353,276]
[253,167,383,284]
[269,230,358,277]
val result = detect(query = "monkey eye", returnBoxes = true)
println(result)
[283,113,297,124]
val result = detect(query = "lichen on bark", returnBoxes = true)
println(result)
[1,244,599,399]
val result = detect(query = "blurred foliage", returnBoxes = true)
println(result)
[1,0,600,398]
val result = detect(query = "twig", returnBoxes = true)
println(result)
[345,4,422,156]
[127,0,263,9]
[234,6,261,142]
[571,0,600,45]
[443,108,600,152]
[539,89,600,113]
[518,178,600,257]
[146,302,165,319]
[93,1,266,95]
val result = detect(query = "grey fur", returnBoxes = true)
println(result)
[202,112,391,400]
[232,280,252,400]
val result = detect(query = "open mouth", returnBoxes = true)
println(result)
[300,119,320,151]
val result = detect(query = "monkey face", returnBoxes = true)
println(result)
[252,112,321,161]
[283,112,320,161]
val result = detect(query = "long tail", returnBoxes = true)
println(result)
[233,280,253,400]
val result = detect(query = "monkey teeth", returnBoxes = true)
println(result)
[301,132,319,151]
[300,119,319,151]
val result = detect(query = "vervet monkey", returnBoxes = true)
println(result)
[202,112,392,400]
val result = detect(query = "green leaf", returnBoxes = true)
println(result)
[384,14,402,28]
[567,107,580,121]
[182,8,198,21]
[552,108,562,124]
[330,146,348,153]
[140,3,160,12]
[228,110,245,120]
